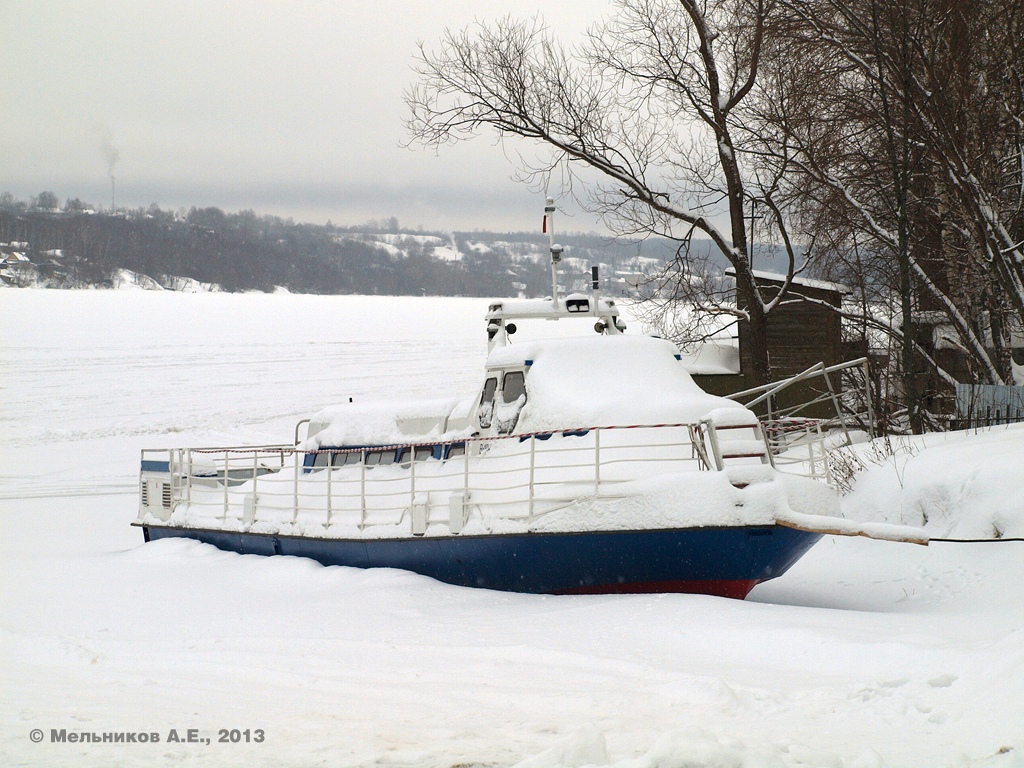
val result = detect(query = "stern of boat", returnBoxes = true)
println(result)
[138,449,175,523]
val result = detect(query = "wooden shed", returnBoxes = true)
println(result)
[689,270,849,413]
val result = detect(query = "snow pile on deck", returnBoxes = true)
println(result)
[154,455,842,540]
[531,466,838,533]
[839,424,1024,539]
[302,334,752,448]
[303,397,472,448]
[490,334,749,430]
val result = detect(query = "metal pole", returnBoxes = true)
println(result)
[293,450,299,522]
[223,450,229,520]
[360,450,367,531]
[818,423,826,479]
[252,452,259,521]
[807,427,816,477]
[863,359,876,438]
[704,420,725,471]
[821,369,851,445]
[410,450,416,515]
[755,421,776,468]
[528,436,536,522]
[326,452,332,525]
[546,197,560,309]
[594,428,601,494]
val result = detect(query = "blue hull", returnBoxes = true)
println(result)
[139,524,821,598]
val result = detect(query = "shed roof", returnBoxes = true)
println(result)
[725,268,850,295]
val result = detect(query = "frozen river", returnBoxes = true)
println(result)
[1,289,1021,768]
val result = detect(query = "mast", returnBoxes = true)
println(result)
[544,197,562,308]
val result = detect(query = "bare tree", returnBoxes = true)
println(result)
[755,0,1023,430]
[407,0,815,386]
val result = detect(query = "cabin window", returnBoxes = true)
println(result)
[333,451,361,467]
[502,371,526,403]
[398,446,436,466]
[480,376,497,405]
[496,370,528,434]
[364,450,394,467]
[478,376,498,428]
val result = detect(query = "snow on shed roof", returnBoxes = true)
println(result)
[725,268,850,295]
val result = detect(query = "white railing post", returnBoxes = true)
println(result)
[821,422,835,485]
[166,449,175,511]
[252,452,259,520]
[410,451,416,515]
[807,425,817,478]
[688,424,712,471]
[222,450,229,520]
[184,449,192,506]
[594,428,601,494]
[821,369,851,446]
[528,435,536,522]
[360,450,367,531]
[293,449,299,522]
[703,420,725,471]
[326,452,333,525]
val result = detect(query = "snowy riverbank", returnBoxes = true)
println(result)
[1,289,1022,767]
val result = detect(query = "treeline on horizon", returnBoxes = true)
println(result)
[0,192,675,296]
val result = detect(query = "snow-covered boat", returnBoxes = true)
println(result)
[135,200,869,598]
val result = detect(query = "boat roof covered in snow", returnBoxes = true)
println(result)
[484,334,751,432]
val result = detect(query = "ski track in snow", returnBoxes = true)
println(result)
[1,289,1022,768]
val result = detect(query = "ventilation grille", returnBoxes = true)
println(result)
[141,480,173,510]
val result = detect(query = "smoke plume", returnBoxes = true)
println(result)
[100,130,120,209]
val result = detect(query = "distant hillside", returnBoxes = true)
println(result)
[0,194,789,296]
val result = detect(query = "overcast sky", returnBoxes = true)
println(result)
[1,1,617,232]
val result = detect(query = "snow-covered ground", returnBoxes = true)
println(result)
[1,289,1022,768]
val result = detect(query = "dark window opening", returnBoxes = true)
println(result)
[331,451,361,467]
[364,450,395,467]
[480,376,497,405]
[478,376,498,428]
[502,371,527,403]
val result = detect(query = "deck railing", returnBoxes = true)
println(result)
[140,418,833,533]
[726,357,874,443]
[761,418,832,482]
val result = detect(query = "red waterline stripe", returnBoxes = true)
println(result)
[553,578,760,600]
